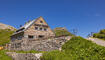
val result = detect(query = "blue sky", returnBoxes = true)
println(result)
[0,0,105,37]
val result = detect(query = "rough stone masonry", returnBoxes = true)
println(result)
[7,36,71,60]
[6,52,42,60]
[8,36,72,51]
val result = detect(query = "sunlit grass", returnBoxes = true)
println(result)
[41,37,105,60]
[0,29,14,46]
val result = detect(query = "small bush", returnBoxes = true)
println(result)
[93,29,105,40]
[99,29,105,34]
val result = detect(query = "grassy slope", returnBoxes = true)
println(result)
[0,50,12,60]
[0,29,14,60]
[54,29,74,37]
[0,29,14,46]
[41,37,105,60]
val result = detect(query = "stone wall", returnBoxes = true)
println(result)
[8,36,72,51]
[6,52,42,60]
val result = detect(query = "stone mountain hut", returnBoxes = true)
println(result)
[11,16,55,41]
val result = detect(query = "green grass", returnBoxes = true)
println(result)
[0,50,12,60]
[41,37,105,60]
[0,29,14,46]
[54,29,74,37]
[0,29,14,60]
[7,50,41,53]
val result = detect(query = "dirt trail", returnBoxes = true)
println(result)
[87,38,105,47]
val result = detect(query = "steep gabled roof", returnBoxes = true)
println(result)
[21,19,35,30]
[12,17,40,35]
[12,20,36,35]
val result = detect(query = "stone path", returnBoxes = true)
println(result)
[87,37,105,47]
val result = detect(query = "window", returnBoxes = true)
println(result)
[40,28,43,31]
[38,35,44,38]
[28,35,34,39]
[35,27,38,30]
[40,21,43,23]
[44,28,47,31]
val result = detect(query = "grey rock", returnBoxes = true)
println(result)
[6,52,42,60]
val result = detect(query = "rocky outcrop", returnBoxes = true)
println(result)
[6,52,42,60]
[0,23,16,31]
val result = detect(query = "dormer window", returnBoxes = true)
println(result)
[40,21,43,23]
[40,28,43,31]
[35,27,38,30]
[44,28,47,31]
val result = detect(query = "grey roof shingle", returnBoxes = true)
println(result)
[13,19,37,35]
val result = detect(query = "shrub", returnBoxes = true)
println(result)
[99,29,105,34]
[93,29,105,40]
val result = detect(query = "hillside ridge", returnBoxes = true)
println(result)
[0,23,16,31]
